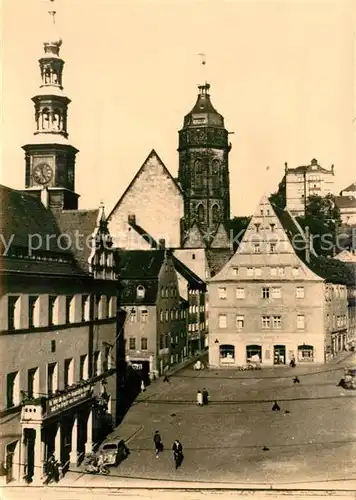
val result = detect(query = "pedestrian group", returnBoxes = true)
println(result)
[153,430,184,469]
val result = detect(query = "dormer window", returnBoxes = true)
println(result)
[136,285,145,299]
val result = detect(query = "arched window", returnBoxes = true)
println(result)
[212,204,220,224]
[195,159,204,190]
[44,69,51,84]
[197,204,204,223]
[211,159,220,190]
[136,285,145,299]
[42,108,50,130]
[53,109,61,131]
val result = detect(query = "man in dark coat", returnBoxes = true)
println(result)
[153,430,163,457]
[202,388,209,405]
[172,440,183,469]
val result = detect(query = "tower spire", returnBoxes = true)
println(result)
[197,52,208,86]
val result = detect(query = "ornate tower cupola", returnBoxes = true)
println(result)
[178,82,231,248]
[22,0,79,211]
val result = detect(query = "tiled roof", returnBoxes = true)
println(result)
[0,255,87,277]
[272,203,355,286]
[206,248,234,277]
[54,209,100,272]
[0,184,72,254]
[335,195,356,209]
[115,249,165,279]
[172,255,206,290]
[120,278,159,305]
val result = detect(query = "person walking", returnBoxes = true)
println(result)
[172,440,183,469]
[197,390,203,406]
[202,388,209,405]
[153,430,163,457]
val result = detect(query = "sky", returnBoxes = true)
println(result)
[1,0,355,216]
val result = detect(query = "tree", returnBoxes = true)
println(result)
[269,175,286,209]
[228,216,251,252]
[296,194,342,257]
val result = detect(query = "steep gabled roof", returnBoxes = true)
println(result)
[182,222,206,248]
[210,222,231,249]
[115,249,165,279]
[54,208,101,273]
[335,195,356,209]
[107,150,182,221]
[341,182,356,193]
[172,254,206,290]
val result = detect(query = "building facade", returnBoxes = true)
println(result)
[117,248,189,381]
[285,159,335,217]
[335,183,356,225]
[208,196,352,368]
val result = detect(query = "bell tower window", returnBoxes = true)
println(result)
[53,109,61,131]
[212,204,220,224]
[197,204,205,222]
[42,108,50,130]
[195,159,204,190]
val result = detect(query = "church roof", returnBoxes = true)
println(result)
[107,149,182,221]
[182,83,225,128]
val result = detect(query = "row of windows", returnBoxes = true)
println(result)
[218,286,306,300]
[189,304,205,313]
[325,285,347,300]
[6,294,116,331]
[218,314,306,330]
[160,285,178,299]
[326,314,347,328]
[129,308,148,323]
[5,347,112,408]
[159,309,186,322]
[230,266,300,278]
[188,322,205,332]
[128,337,148,351]
[159,332,186,350]
[188,289,201,296]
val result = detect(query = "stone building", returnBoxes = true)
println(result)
[208,196,354,368]
[285,159,335,217]
[0,3,119,485]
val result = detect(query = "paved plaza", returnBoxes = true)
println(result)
[59,354,356,488]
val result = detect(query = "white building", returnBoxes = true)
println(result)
[285,159,335,216]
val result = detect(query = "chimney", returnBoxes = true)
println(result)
[41,186,49,208]
[305,226,311,263]
[158,238,165,250]
[128,214,136,225]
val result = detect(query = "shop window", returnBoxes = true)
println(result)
[219,344,235,363]
[246,345,262,362]
[297,345,314,362]
[8,296,20,331]
[7,371,20,408]
[141,337,148,350]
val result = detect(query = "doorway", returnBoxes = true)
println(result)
[273,345,286,365]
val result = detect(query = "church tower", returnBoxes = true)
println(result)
[178,83,231,248]
[22,0,79,210]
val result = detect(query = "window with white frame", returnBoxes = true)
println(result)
[236,315,244,329]
[141,309,148,322]
[292,267,300,277]
[253,243,261,253]
[27,367,40,399]
[272,315,282,328]
[247,267,253,277]
[79,355,88,380]
[48,295,59,326]
[232,267,239,276]
[82,295,90,321]
[130,309,137,322]
[297,344,314,362]
[271,287,281,299]
[236,287,245,299]
[269,242,277,253]
[7,372,20,408]
[297,314,305,330]
[64,358,74,387]
[218,287,227,299]
[254,268,262,277]
[29,296,40,328]
[136,285,145,299]
[8,296,20,330]
[218,314,227,328]
[261,316,271,329]
[277,267,285,276]
[296,287,305,299]
[47,362,58,396]
[270,267,277,277]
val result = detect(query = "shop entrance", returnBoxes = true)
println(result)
[130,360,150,386]
[273,345,286,365]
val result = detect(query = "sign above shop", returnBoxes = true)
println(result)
[131,363,143,370]
[45,384,94,418]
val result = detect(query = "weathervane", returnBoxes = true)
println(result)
[48,0,56,24]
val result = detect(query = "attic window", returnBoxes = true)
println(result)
[270,223,275,232]
[136,285,145,299]
[192,253,196,260]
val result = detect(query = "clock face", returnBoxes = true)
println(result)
[32,163,53,185]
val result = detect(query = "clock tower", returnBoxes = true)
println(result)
[178,83,231,248]
[22,0,79,211]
